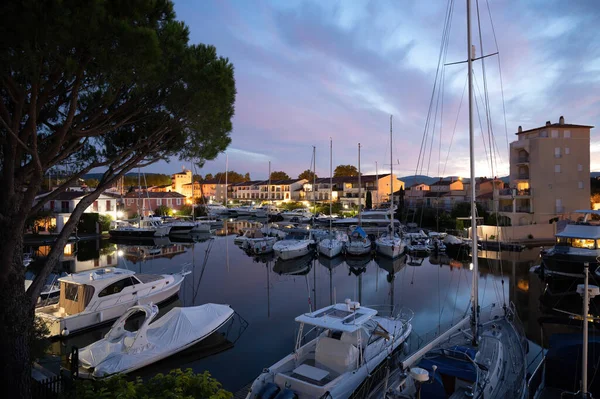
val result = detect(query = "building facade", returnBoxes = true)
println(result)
[123,191,186,216]
[231,179,307,202]
[181,179,229,203]
[171,169,192,194]
[307,174,404,208]
[498,116,592,225]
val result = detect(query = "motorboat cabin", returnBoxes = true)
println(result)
[36,267,187,337]
[247,300,413,399]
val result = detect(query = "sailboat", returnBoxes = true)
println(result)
[375,118,405,259]
[319,139,345,258]
[379,2,528,397]
[346,143,372,257]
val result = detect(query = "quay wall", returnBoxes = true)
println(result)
[471,224,556,242]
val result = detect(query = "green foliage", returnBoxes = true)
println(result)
[315,201,343,215]
[98,214,113,232]
[78,213,100,234]
[281,201,307,211]
[455,219,465,230]
[154,205,172,216]
[365,191,372,209]
[270,171,290,180]
[204,173,214,180]
[486,212,511,226]
[70,369,232,399]
[212,171,249,184]
[333,165,359,177]
[124,174,172,188]
[489,235,496,240]
[30,318,50,363]
[528,233,534,239]
[298,169,317,181]
[84,178,100,188]
[177,205,193,216]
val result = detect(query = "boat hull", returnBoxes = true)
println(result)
[318,239,344,258]
[542,250,599,278]
[345,240,372,256]
[375,239,405,258]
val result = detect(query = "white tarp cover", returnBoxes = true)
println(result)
[79,304,234,377]
[443,235,463,245]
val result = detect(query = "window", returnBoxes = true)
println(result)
[554,147,561,158]
[578,164,583,172]
[106,200,112,212]
[156,198,162,206]
[177,198,181,205]
[540,130,548,137]
[64,284,79,301]
[127,199,133,205]
[61,201,69,212]
[93,201,98,211]
[167,198,172,205]
[555,164,561,173]
[98,277,136,297]
[579,181,584,189]
[565,147,570,155]
[564,130,571,138]
[551,130,558,138]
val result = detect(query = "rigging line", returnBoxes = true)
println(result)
[441,73,468,177]
[472,72,492,171]
[475,0,498,175]
[484,0,511,169]
[412,0,454,188]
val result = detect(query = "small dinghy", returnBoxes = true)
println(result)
[78,302,234,378]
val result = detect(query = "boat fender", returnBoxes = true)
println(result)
[98,312,103,322]
[257,382,280,399]
[273,389,298,399]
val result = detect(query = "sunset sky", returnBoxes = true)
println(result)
[148,0,600,180]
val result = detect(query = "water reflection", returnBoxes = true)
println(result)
[35,220,599,392]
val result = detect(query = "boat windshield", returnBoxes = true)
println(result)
[556,237,598,249]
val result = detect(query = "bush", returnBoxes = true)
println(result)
[489,235,496,240]
[154,205,173,216]
[528,233,534,239]
[98,214,112,232]
[30,318,50,363]
[71,368,232,399]
[177,205,193,216]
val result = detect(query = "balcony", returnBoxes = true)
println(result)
[499,205,532,213]
[498,188,531,197]
[515,156,529,164]
[516,173,529,180]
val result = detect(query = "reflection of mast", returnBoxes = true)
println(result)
[329,263,333,305]
[266,260,270,318]
[313,258,317,310]
[358,273,363,304]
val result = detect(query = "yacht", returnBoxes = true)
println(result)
[242,230,278,255]
[109,217,171,238]
[246,300,413,399]
[318,232,346,258]
[345,226,372,256]
[541,210,600,278]
[273,231,315,260]
[333,210,401,229]
[205,203,229,216]
[78,302,234,379]
[161,217,196,235]
[279,209,313,223]
[35,267,187,337]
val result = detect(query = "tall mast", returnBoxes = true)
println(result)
[389,115,393,233]
[329,138,333,234]
[191,163,195,222]
[312,146,316,216]
[375,161,379,207]
[358,143,362,226]
[268,160,271,205]
[137,167,142,225]
[467,0,479,344]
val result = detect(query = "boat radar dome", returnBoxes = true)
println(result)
[61,327,70,337]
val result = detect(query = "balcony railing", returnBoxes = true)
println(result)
[499,205,531,213]
[517,174,529,179]
[516,156,529,163]
[498,188,531,196]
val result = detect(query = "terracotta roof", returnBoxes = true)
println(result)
[516,122,594,135]
[124,191,185,198]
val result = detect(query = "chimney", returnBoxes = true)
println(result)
[546,121,551,126]
[518,126,522,133]
[559,115,564,125]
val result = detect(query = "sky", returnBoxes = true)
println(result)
[146,0,600,180]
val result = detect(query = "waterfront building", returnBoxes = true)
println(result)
[231,179,307,203]
[123,191,186,216]
[498,116,592,225]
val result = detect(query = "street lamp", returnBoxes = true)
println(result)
[116,211,124,219]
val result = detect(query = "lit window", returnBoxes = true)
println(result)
[551,130,559,138]
[564,130,571,138]
[579,181,584,189]
[565,147,570,155]
[554,147,561,157]
[554,165,561,173]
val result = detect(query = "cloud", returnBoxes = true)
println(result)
[151,0,600,180]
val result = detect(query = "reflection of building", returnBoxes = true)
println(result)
[32,240,118,273]
[122,244,188,263]
[499,116,592,225]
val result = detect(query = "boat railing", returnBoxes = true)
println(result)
[367,304,414,326]
[405,311,470,357]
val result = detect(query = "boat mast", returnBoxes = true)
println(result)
[358,143,362,226]
[224,153,228,206]
[137,167,142,226]
[312,145,316,217]
[191,163,195,222]
[375,161,379,207]
[329,138,333,234]
[268,160,271,206]
[389,115,393,234]
[467,0,479,345]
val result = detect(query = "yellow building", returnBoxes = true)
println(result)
[171,168,192,195]
[498,116,592,225]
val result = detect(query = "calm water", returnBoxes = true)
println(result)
[33,220,560,392]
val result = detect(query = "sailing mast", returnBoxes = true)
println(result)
[268,161,271,206]
[389,116,394,235]
[375,161,379,207]
[137,167,142,226]
[467,0,479,344]
[358,143,362,226]
[312,146,316,217]
[224,153,228,207]
[329,139,333,235]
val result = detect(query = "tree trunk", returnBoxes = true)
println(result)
[0,232,31,398]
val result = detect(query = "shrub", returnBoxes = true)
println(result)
[98,214,112,232]
[489,235,496,240]
[528,233,534,239]
[71,368,232,399]
[154,205,173,216]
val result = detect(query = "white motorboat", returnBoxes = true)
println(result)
[191,221,212,233]
[109,217,171,238]
[78,302,234,379]
[205,203,229,216]
[279,209,313,223]
[346,226,372,256]
[247,300,413,399]
[242,230,278,255]
[273,231,315,260]
[36,267,187,337]
[318,235,345,258]
[162,218,196,235]
[333,210,401,230]
[406,238,430,254]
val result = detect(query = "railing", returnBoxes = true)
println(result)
[499,188,531,196]
[499,205,531,213]
[517,174,529,179]
[516,156,529,163]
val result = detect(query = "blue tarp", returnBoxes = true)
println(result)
[418,350,477,382]
[545,333,600,393]
[350,226,367,238]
